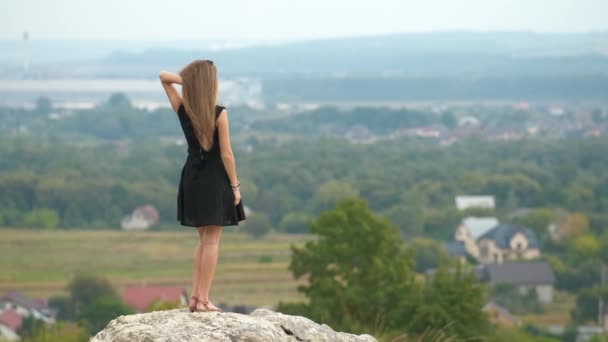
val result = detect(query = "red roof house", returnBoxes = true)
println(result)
[0,309,23,332]
[121,286,186,312]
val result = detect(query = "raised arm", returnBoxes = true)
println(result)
[159,71,182,112]
[217,108,241,205]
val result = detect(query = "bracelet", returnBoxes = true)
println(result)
[231,181,240,190]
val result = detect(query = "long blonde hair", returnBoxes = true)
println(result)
[179,59,218,151]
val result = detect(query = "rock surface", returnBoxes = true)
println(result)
[90,307,377,342]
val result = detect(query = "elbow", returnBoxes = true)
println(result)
[159,71,168,82]
[220,151,235,163]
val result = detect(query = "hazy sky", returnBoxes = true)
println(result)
[2,0,607,41]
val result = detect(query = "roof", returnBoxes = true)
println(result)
[121,286,186,312]
[462,217,499,240]
[478,223,539,249]
[0,309,23,331]
[455,195,495,210]
[478,262,555,285]
[443,241,467,257]
[483,301,519,325]
[0,291,48,311]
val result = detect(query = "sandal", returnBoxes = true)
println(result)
[195,298,223,312]
[188,295,198,312]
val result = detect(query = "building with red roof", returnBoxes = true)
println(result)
[121,286,187,313]
[0,309,22,341]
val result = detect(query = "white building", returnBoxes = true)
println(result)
[455,195,495,211]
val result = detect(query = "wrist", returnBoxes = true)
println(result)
[231,180,240,190]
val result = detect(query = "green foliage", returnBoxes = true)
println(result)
[23,208,60,229]
[22,321,90,342]
[588,334,608,342]
[288,197,418,335]
[258,254,273,263]
[406,263,490,338]
[489,284,544,315]
[279,212,313,234]
[246,212,272,238]
[49,272,134,335]
[311,180,360,214]
[489,327,560,342]
[17,314,46,340]
[572,285,608,324]
[382,204,425,237]
[567,234,600,264]
[286,198,489,338]
[105,92,132,110]
[35,96,53,114]
[147,298,181,311]
[77,295,134,335]
[64,273,119,319]
[554,259,601,292]
[3,101,608,235]
[47,295,71,321]
[409,237,448,273]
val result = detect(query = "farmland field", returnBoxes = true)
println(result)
[0,228,316,307]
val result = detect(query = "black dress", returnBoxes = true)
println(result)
[176,103,246,227]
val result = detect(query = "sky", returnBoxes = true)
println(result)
[1,0,607,41]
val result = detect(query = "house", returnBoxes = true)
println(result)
[442,241,467,263]
[0,309,21,341]
[457,116,480,127]
[476,223,541,264]
[483,301,520,327]
[121,286,187,313]
[0,291,55,323]
[577,326,608,342]
[455,195,495,211]
[454,216,499,259]
[477,261,555,302]
[121,205,160,230]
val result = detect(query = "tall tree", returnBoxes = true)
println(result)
[287,197,418,336]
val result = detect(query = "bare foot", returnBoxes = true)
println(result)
[196,298,222,312]
[188,296,198,311]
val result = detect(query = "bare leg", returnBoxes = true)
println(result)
[189,227,205,308]
[197,225,223,310]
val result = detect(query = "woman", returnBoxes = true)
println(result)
[159,59,246,313]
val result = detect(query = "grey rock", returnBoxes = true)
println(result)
[90,307,377,342]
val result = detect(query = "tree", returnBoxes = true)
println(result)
[279,212,313,234]
[285,197,418,336]
[77,295,134,335]
[311,180,359,214]
[17,314,45,340]
[409,237,448,273]
[559,212,589,243]
[23,321,90,342]
[246,212,271,238]
[35,96,53,113]
[64,273,121,320]
[517,208,555,245]
[407,262,490,339]
[148,298,181,312]
[23,208,60,229]
[105,92,131,109]
[567,234,600,264]
[572,286,608,324]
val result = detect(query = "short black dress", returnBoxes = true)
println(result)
[176,103,246,227]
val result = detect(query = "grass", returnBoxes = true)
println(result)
[519,290,576,327]
[0,228,315,307]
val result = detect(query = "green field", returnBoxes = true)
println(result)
[0,228,316,307]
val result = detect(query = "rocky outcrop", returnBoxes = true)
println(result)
[90,307,377,342]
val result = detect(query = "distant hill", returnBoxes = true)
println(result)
[2,32,607,101]
[97,31,608,77]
